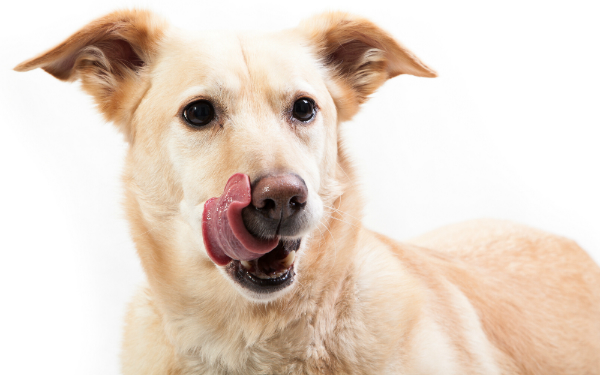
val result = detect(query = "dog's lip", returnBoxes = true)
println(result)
[240,238,299,276]
[202,173,280,266]
[234,261,295,288]
[228,238,301,291]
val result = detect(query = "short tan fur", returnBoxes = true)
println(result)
[16,9,600,375]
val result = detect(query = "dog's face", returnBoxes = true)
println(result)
[155,30,336,300]
[16,10,435,303]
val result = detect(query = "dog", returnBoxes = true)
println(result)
[16,9,600,375]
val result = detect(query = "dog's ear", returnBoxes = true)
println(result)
[14,9,166,142]
[299,12,436,120]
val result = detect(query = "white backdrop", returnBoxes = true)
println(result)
[1,0,598,374]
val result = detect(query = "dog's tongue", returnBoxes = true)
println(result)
[202,173,279,266]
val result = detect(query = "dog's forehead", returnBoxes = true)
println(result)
[156,29,324,101]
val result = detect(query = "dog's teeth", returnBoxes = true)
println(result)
[272,270,285,278]
[281,251,296,269]
[240,260,252,270]
[258,272,279,279]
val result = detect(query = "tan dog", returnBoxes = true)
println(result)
[16,9,600,375]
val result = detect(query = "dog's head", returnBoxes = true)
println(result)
[16,10,435,303]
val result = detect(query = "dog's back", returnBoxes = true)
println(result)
[405,219,600,373]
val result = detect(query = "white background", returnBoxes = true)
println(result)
[1,0,598,374]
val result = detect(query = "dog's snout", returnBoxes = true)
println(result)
[242,174,309,238]
[252,174,308,221]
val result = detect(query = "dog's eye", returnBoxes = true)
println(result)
[183,100,215,127]
[292,98,315,122]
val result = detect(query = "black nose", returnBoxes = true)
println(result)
[252,174,307,220]
[242,174,308,238]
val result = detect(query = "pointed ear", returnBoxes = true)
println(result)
[14,9,167,142]
[299,12,436,120]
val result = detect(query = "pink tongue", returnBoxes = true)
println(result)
[202,173,279,266]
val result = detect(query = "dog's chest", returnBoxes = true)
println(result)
[176,313,377,375]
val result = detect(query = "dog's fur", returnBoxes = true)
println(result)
[16,10,600,375]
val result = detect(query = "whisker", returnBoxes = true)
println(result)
[319,221,338,270]
[337,161,351,181]
[323,204,361,224]
[327,215,360,230]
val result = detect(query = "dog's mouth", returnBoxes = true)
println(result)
[229,238,300,292]
[202,173,300,293]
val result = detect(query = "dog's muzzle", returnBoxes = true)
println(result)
[202,173,310,294]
